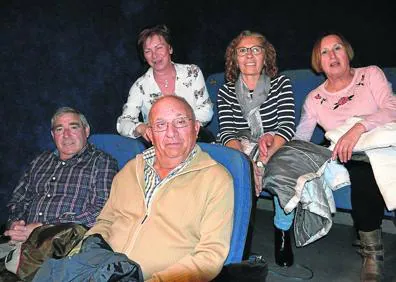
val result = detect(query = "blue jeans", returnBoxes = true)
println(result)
[273,196,294,231]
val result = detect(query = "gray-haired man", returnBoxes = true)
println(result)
[3,107,118,243]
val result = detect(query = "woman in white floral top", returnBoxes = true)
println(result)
[117,24,214,142]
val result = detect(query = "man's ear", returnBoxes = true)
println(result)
[194,121,200,137]
[169,46,173,55]
[146,126,153,143]
[85,126,90,139]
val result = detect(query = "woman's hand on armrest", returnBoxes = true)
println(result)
[332,122,366,163]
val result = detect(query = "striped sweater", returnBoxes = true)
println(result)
[217,74,296,145]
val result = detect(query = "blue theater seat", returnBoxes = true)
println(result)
[198,142,252,264]
[88,134,146,169]
[88,134,253,264]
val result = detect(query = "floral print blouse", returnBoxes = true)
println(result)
[117,63,213,138]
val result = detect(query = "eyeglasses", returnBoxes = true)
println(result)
[236,46,264,57]
[150,117,193,132]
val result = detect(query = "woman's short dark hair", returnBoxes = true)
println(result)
[311,31,354,73]
[225,30,278,83]
[137,24,172,62]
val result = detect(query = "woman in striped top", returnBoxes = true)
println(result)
[217,30,296,267]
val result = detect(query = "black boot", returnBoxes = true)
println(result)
[274,227,294,267]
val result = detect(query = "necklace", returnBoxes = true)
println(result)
[154,67,176,90]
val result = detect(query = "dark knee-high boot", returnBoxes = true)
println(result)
[359,229,384,281]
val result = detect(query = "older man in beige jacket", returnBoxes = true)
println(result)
[87,95,234,281]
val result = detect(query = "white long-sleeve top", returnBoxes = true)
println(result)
[117,63,213,138]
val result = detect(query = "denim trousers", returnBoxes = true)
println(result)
[273,195,294,231]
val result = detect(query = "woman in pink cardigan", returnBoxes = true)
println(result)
[296,32,396,281]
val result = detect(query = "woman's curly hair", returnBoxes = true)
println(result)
[225,30,278,83]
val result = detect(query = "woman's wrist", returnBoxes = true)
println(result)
[354,122,367,134]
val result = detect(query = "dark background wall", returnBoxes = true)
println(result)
[1,0,395,224]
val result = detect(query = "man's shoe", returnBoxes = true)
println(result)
[274,227,294,267]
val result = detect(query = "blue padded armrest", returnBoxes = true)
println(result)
[88,134,146,169]
[198,142,252,264]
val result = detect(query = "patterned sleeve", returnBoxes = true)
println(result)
[116,79,145,138]
[60,153,119,227]
[190,65,213,126]
[7,156,41,223]
[274,75,296,141]
[216,83,239,145]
